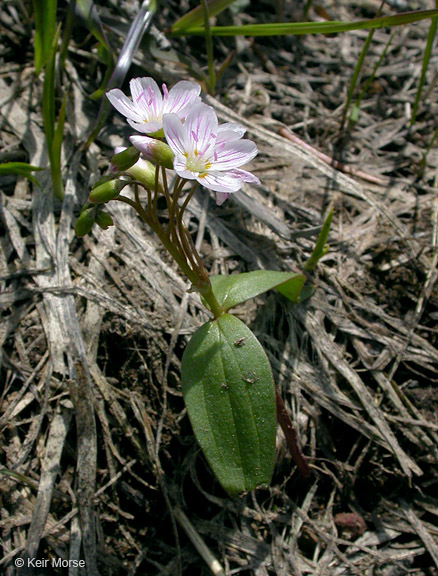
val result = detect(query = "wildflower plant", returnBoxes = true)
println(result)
[76,77,330,496]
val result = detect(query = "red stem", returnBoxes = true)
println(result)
[275,389,310,479]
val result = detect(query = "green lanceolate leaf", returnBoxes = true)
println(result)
[181,313,276,496]
[207,270,306,311]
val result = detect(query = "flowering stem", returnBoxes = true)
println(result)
[115,190,225,319]
[179,182,199,220]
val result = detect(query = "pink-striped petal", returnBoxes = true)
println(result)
[164,81,201,116]
[229,168,260,185]
[211,140,258,170]
[184,104,218,157]
[162,113,188,157]
[198,170,244,193]
[217,123,246,143]
[106,89,145,122]
[129,135,155,155]
[129,77,162,119]
[127,118,164,135]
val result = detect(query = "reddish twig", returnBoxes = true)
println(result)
[278,126,388,186]
[276,389,310,480]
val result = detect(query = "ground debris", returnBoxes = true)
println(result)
[1,1,437,574]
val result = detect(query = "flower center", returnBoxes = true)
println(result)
[185,151,211,174]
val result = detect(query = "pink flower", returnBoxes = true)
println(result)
[106,77,201,136]
[162,103,260,203]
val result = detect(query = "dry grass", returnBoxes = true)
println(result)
[1,1,438,575]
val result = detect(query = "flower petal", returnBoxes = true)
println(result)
[129,135,155,155]
[215,192,230,205]
[127,118,163,135]
[183,103,218,157]
[164,81,201,116]
[217,122,246,142]
[162,113,188,157]
[197,170,243,193]
[129,77,163,120]
[229,168,260,185]
[211,140,258,170]
[106,89,145,122]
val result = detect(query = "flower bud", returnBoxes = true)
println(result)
[75,206,96,237]
[95,211,114,230]
[127,158,163,193]
[111,146,140,171]
[130,135,174,170]
[89,178,126,204]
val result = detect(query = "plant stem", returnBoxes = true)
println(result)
[275,390,310,479]
[115,190,225,319]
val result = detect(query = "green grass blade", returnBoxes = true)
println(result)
[85,0,157,147]
[0,162,43,186]
[410,15,438,124]
[50,92,67,200]
[304,210,332,272]
[172,0,238,33]
[42,24,65,198]
[32,0,58,75]
[341,0,386,129]
[350,30,395,125]
[42,25,60,154]
[201,0,216,93]
[170,9,438,36]
[75,0,114,52]
[342,28,375,127]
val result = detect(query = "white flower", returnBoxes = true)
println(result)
[106,77,201,136]
[162,103,260,203]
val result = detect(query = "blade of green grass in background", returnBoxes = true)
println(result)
[349,31,395,126]
[341,26,376,128]
[172,0,238,33]
[200,0,216,93]
[74,0,116,100]
[304,210,332,273]
[0,162,44,187]
[41,27,58,154]
[42,24,64,199]
[75,0,114,52]
[32,0,58,75]
[170,9,438,36]
[341,0,387,129]
[85,0,157,147]
[410,12,438,124]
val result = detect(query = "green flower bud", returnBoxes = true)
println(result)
[126,158,163,193]
[111,146,140,171]
[130,136,174,170]
[75,207,96,237]
[95,211,114,230]
[89,178,126,204]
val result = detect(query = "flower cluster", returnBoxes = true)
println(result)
[106,77,260,205]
